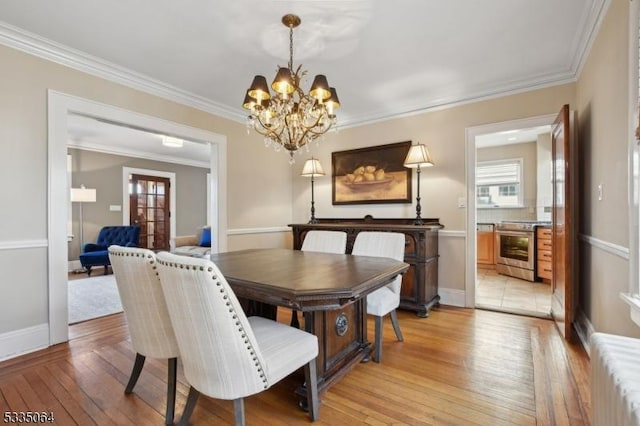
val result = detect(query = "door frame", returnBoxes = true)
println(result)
[464,113,556,307]
[48,90,228,344]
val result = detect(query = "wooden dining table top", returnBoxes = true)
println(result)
[209,248,409,311]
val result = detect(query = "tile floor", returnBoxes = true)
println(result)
[476,268,552,317]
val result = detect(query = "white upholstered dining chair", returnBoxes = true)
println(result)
[289,230,349,327]
[301,230,347,254]
[108,246,179,425]
[352,232,406,363]
[155,251,320,426]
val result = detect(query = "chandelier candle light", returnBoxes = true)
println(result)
[301,157,325,224]
[403,144,434,225]
[243,14,340,164]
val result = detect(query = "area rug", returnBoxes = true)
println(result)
[68,275,123,324]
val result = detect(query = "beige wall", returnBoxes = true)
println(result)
[2,0,638,347]
[68,148,210,259]
[291,84,576,294]
[0,43,293,335]
[576,0,640,336]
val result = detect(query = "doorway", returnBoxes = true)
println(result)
[465,113,556,316]
[48,91,228,345]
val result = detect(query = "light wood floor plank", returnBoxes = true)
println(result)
[0,306,590,425]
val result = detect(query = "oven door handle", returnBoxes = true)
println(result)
[496,230,532,237]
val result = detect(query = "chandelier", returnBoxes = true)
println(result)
[243,14,340,163]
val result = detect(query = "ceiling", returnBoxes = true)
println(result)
[476,125,551,148]
[0,1,606,160]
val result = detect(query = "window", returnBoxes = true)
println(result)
[476,159,523,208]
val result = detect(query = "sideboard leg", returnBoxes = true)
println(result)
[416,310,428,318]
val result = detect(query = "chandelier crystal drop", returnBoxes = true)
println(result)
[243,14,340,162]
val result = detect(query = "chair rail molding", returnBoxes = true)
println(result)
[579,233,629,260]
[0,239,48,250]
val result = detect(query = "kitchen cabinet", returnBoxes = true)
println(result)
[477,224,495,265]
[537,226,552,282]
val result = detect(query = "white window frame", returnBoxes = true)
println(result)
[476,158,524,208]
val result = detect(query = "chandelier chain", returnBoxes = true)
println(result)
[288,24,294,71]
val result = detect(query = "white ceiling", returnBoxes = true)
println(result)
[0,0,606,160]
[476,125,551,148]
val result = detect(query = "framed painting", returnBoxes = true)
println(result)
[332,141,412,205]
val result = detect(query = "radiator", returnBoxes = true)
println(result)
[591,332,640,426]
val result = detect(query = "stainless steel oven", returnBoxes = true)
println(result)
[495,222,535,281]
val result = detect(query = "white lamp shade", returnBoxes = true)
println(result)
[70,187,96,203]
[403,144,434,168]
[301,158,325,177]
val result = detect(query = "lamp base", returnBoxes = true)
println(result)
[308,218,319,224]
[413,217,424,226]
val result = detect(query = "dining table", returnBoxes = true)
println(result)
[209,248,409,397]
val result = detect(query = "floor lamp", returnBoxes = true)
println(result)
[301,158,325,224]
[70,185,97,253]
[403,144,434,225]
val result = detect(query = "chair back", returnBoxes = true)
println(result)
[352,232,406,294]
[98,226,140,247]
[108,246,179,359]
[156,252,269,400]
[301,230,347,254]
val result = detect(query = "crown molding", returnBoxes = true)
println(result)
[571,0,611,78]
[0,21,246,123]
[0,0,609,130]
[338,72,577,129]
[68,141,210,169]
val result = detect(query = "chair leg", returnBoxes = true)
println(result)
[374,315,383,363]
[165,357,177,425]
[233,398,245,426]
[304,359,319,421]
[178,386,200,426]
[389,309,404,342]
[103,265,109,275]
[125,353,146,394]
[86,266,92,277]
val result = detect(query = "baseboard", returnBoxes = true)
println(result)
[574,308,595,357]
[439,287,466,307]
[0,323,49,362]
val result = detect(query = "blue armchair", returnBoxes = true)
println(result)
[79,226,140,276]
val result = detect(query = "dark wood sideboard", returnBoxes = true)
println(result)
[290,217,443,317]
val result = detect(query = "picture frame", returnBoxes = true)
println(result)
[332,141,412,205]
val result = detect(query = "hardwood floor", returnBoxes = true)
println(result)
[0,306,591,425]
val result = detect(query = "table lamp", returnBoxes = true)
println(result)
[301,158,325,224]
[403,144,434,225]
